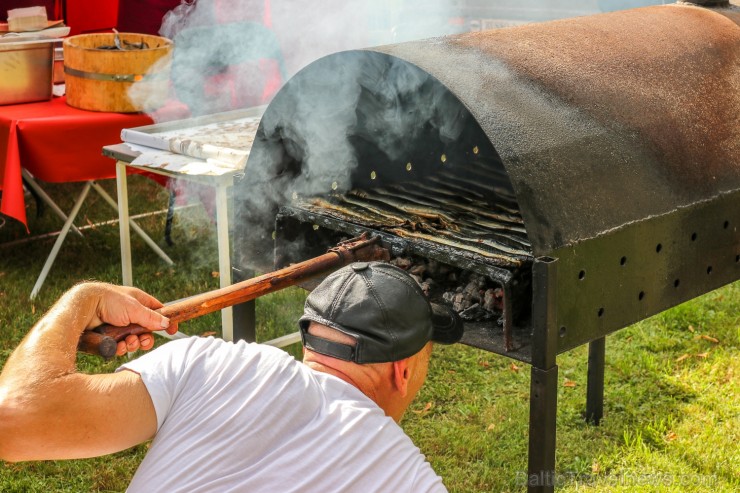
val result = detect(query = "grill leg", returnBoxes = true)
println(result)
[527,365,558,493]
[164,190,176,247]
[232,266,256,342]
[585,337,606,425]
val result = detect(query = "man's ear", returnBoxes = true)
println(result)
[392,358,411,398]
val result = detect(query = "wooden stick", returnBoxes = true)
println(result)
[78,234,389,358]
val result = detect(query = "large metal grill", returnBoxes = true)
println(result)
[279,165,535,355]
[232,3,740,492]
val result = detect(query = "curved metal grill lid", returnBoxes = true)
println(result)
[371,4,740,255]
[245,4,739,258]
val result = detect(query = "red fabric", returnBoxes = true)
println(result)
[213,0,265,25]
[200,60,278,111]
[262,0,271,28]
[65,0,119,35]
[0,96,152,229]
[116,0,181,36]
[259,59,281,103]
[0,121,24,225]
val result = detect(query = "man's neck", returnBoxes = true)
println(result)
[302,357,383,407]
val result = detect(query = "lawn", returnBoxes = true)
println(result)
[1,176,738,492]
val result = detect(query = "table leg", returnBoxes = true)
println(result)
[30,182,91,299]
[21,169,83,238]
[215,182,233,341]
[90,181,173,266]
[116,163,133,286]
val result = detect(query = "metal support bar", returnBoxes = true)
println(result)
[502,280,514,351]
[527,365,559,493]
[30,182,91,299]
[90,180,174,267]
[165,190,176,246]
[214,180,234,340]
[21,169,83,238]
[116,163,133,286]
[585,337,606,425]
[263,331,301,348]
[527,256,559,493]
[232,266,257,342]
[530,257,559,369]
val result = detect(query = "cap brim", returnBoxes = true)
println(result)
[430,303,464,344]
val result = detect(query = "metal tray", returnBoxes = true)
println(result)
[0,38,56,105]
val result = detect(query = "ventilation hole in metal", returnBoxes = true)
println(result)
[723,220,729,229]
[620,256,627,266]
[691,232,698,241]
[707,266,713,274]
[559,326,567,338]
[638,291,645,301]
[674,279,680,288]
[578,270,586,280]
[736,254,740,263]
[598,307,604,317]
[656,243,662,253]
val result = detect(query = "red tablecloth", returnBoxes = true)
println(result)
[0,96,153,229]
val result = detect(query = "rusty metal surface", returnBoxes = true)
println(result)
[240,3,739,265]
[369,4,739,255]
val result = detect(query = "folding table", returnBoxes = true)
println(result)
[0,96,173,298]
[101,106,267,341]
[103,143,239,340]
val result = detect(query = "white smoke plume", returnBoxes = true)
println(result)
[130,0,667,119]
[125,0,668,268]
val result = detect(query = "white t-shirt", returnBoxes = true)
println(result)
[118,336,446,493]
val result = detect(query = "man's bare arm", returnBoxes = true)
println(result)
[0,282,174,462]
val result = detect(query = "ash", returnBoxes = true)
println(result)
[390,256,504,323]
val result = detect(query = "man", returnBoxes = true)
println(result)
[0,261,463,492]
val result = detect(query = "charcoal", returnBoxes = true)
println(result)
[452,292,470,312]
[391,257,413,270]
[442,291,456,304]
[426,259,441,276]
[459,303,495,321]
[387,254,512,322]
[463,280,481,301]
[419,278,435,297]
[483,288,503,312]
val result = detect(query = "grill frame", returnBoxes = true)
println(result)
[232,3,740,492]
[274,206,529,358]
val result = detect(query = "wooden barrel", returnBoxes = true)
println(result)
[63,33,173,113]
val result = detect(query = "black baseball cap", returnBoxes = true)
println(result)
[299,261,464,364]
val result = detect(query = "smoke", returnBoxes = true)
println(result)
[129,0,669,117]
[124,0,669,268]
[129,0,472,118]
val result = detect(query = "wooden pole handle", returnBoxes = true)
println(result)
[78,324,150,359]
[78,234,389,359]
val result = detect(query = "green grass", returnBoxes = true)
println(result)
[1,177,738,492]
